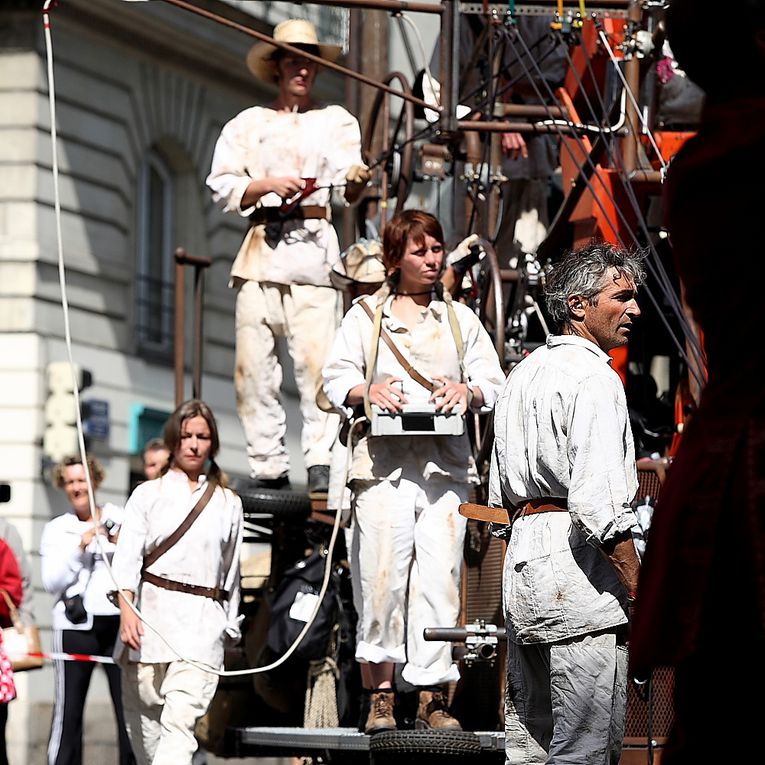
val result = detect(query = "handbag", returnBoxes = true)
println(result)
[0,590,43,672]
[63,593,88,624]
[62,546,95,625]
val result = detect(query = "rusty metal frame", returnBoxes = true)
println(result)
[173,247,211,407]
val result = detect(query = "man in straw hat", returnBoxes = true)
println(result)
[207,18,370,498]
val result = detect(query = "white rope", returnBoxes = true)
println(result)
[304,640,340,729]
[41,0,343,679]
[396,12,440,110]
[598,28,668,172]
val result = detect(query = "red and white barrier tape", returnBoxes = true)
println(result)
[11,651,115,665]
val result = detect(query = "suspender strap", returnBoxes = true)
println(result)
[358,292,468,421]
[362,296,385,422]
[142,480,215,570]
[358,299,437,395]
[442,290,466,381]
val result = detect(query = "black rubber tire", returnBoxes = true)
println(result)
[237,487,311,521]
[369,730,482,756]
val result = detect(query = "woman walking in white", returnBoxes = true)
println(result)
[111,399,243,765]
[40,455,134,765]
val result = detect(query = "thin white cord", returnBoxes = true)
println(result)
[41,0,340,678]
[598,29,667,172]
[42,1,94,510]
[397,12,441,109]
[538,87,627,134]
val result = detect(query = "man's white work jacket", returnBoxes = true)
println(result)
[489,335,639,644]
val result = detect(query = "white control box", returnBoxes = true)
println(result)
[370,404,465,437]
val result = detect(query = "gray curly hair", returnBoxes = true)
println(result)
[543,242,647,332]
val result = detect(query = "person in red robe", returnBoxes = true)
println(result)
[629,2,765,762]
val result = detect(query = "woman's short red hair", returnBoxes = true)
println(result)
[382,209,445,275]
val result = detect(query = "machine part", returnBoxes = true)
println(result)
[419,142,451,181]
[423,620,507,666]
[370,404,465,437]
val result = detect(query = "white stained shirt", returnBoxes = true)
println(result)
[322,293,506,483]
[40,503,124,631]
[206,104,363,287]
[489,334,639,644]
[111,470,243,668]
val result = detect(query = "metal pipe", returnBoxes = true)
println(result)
[439,0,460,140]
[159,0,439,113]
[487,35,503,242]
[458,120,628,136]
[498,269,522,282]
[174,248,211,404]
[630,170,663,183]
[308,0,443,12]
[621,1,643,175]
[192,266,204,400]
[496,103,568,118]
[174,249,212,270]
[466,0,630,7]
[464,131,482,166]
[173,251,186,408]
[344,8,363,247]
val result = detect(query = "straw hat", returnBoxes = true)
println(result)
[330,239,386,293]
[246,18,342,83]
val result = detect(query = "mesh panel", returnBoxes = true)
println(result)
[625,468,675,747]
[456,525,506,730]
[625,666,675,740]
[636,467,663,504]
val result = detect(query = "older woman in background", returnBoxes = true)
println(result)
[40,454,134,765]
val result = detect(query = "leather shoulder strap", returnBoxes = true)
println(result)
[142,480,216,571]
[358,299,436,393]
[442,290,466,381]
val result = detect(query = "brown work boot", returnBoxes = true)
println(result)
[364,689,396,734]
[415,688,462,730]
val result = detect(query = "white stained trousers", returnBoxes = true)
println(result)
[121,661,219,765]
[504,630,628,765]
[235,280,341,479]
[351,475,469,687]
[495,177,549,261]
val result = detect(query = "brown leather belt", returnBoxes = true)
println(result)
[250,205,328,225]
[459,503,511,524]
[515,497,569,517]
[141,570,229,603]
[459,497,568,525]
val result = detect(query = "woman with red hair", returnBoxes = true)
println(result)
[323,210,505,733]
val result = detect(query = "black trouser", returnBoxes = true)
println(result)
[48,616,135,765]
[0,702,8,765]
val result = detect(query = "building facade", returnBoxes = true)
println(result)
[0,0,349,761]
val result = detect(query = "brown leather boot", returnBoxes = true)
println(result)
[364,689,396,734]
[415,688,462,730]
